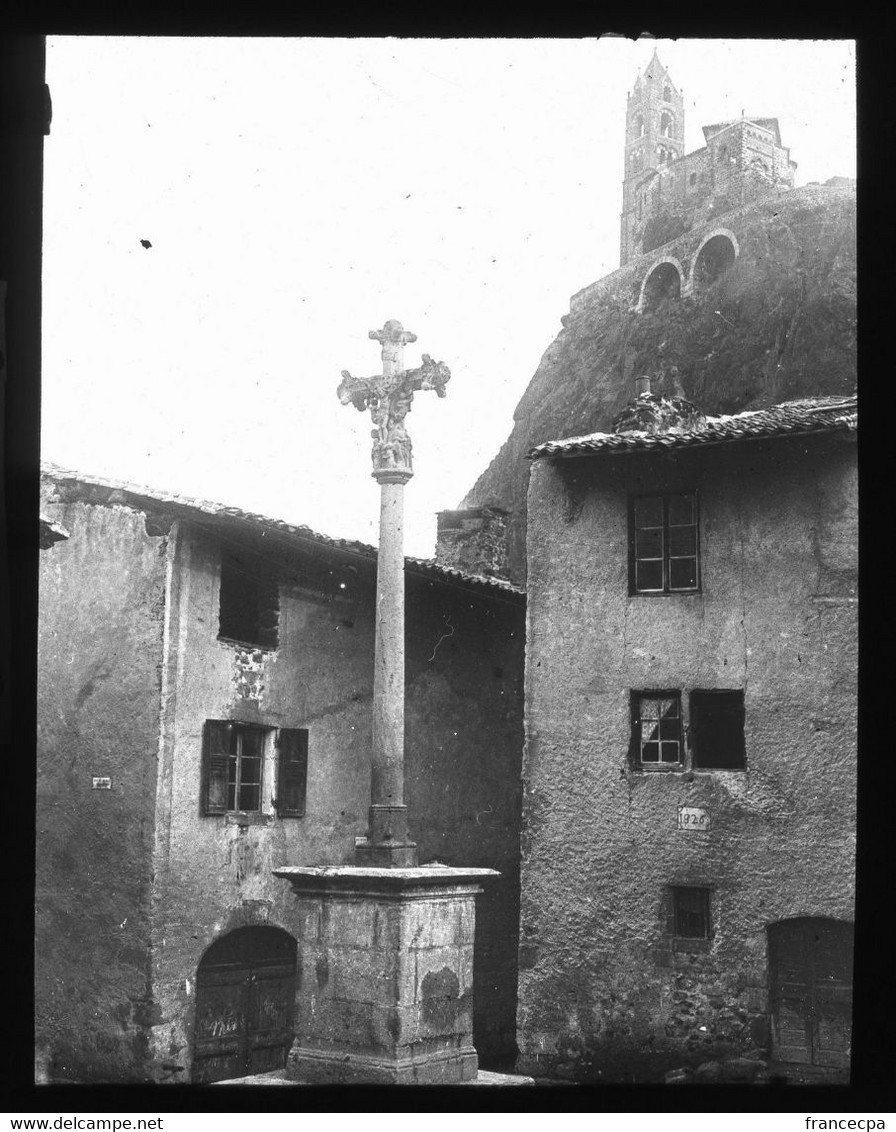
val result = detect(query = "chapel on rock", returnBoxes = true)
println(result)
[619,50,797,266]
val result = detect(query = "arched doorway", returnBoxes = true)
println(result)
[768,917,853,1069]
[692,233,737,292]
[192,925,297,1083]
[641,261,681,313]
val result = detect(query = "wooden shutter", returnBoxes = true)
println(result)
[203,721,232,815]
[276,729,308,818]
[691,691,745,769]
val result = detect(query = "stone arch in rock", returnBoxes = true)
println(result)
[639,257,684,313]
[691,229,739,294]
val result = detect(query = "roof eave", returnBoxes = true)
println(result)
[40,465,521,600]
[528,421,857,462]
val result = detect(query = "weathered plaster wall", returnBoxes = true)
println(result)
[434,509,510,579]
[149,523,381,1081]
[517,435,856,1081]
[404,574,525,1067]
[149,524,525,1080]
[36,496,167,1081]
[462,182,856,584]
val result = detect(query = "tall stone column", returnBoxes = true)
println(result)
[271,321,503,1087]
[369,475,410,854]
[337,319,450,867]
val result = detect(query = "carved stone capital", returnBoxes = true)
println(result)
[373,468,413,485]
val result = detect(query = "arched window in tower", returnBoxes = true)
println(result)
[660,111,674,138]
[717,144,729,164]
[689,172,697,186]
[634,112,644,138]
[663,84,672,102]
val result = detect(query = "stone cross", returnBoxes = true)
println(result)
[338,319,450,866]
[338,319,450,483]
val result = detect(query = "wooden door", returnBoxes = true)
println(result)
[193,926,297,1084]
[768,918,853,1069]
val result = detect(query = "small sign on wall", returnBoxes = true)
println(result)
[678,806,710,831]
[92,776,112,790]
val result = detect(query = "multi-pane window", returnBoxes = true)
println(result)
[203,722,264,813]
[672,886,711,938]
[630,690,746,772]
[632,693,683,768]
[630,493,699,594]
[219,551,280,649]
[690,691,746,769]
[202,721,309,817]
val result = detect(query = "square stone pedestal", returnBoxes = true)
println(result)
[272,865,499,1085]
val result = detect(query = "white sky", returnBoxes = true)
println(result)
[42,37,856,557]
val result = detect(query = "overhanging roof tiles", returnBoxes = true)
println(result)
[527,395,857,461]
[40,462,524,598]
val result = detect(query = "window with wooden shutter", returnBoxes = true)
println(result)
[276,729,308,818]
[203,720,232,815]
[630,691,683,770]
[202,720,269,814]
[690,690,746,769]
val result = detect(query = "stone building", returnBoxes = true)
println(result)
[36,463,525,1083]
[434,55,858,1084]
[516,392,857,1082]
[456,62,854,587]
[620,50,797,266]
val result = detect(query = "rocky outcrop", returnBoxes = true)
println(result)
[461,182,856,584]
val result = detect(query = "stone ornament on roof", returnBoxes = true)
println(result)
[612,375,706,435]
[337,319,451,482]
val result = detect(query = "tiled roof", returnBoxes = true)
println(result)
[528,395,857,461]
[40,462,524,599]
[404,556,521,594]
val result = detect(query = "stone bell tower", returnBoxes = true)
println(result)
[620,49,686,265]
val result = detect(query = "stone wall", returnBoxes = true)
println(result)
[280,874,483,1084]
[462,182,856,585]
[404,571,525,1066]
[147,521,370,1083]
[517,433,857,1081]
[36,495,168,1082]
[147,522,524,1081]
[434,508,510,580]
[36,487,525,1083]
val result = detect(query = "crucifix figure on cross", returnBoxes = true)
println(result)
[337,319,451,866]
[337,319,450,482]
